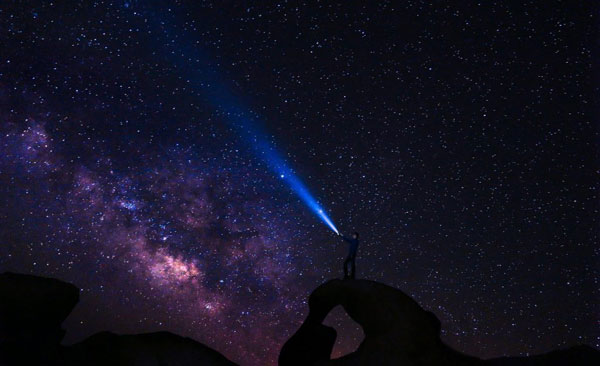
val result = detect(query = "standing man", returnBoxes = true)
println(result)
[339,232,359,279]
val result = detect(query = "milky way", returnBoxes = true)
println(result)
[0,2,597,365]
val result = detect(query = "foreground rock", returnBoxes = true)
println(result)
[279,279,599,366]
[66,331,238,366]
[0,272,79,365]
[0,272,237,366]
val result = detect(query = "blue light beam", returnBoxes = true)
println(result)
[138,7,339,235]
[220,102,340,236]
[262,143,339,235]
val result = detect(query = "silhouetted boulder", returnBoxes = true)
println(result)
[279,279,599,366]
[0,272,79,365]
[0,272,237,366]
[66,331,238,366]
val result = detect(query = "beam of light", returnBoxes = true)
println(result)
[226,108,340,236]
[135,6,339,235]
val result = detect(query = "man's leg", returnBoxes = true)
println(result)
[350,254,356,279]
[343,256,350,279]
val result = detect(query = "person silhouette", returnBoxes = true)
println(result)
[338,231,359,279]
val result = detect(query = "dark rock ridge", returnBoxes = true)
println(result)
[66,331,238,366]
[1,272,597,365]
[279,279,599,366]
[0,272,79,365]
[0,272,237,366]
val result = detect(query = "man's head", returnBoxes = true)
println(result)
[352,232,359,239]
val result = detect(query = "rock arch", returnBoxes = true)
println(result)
[279,279,477,366]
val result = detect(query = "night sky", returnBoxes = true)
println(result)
[0,1,597,365]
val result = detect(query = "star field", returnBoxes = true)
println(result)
[0,1,597,365]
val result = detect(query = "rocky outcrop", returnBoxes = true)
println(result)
[0,272,237,366]
[0,272,79,365]
[279,279,599,366]
[279,279,477,366]
[66,331,238,366]
[2,272,598,366]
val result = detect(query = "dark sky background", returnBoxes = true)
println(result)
[0,1,598,365]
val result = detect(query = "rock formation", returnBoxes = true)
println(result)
[0,272,237,366]
[66,331,238,366]
[0,272,79,365]
[1,272,597,365]
[279,279,599,366]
